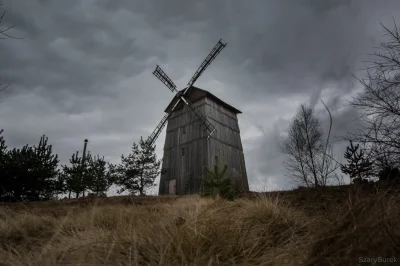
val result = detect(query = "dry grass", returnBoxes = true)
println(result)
[0,184,399,266]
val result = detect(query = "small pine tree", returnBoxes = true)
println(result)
[137,137,161,196]
[341,140,373,184]
[1,135,59,201]
[200,155,235,201]
[62,151,88,198]
[86,155,114,196]
[115,137,161,195]
[0,130,9,200]
[31,135,60,200]
[4,146,32,201]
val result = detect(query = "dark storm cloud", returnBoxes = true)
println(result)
[0,0,399,191]
[1,1,167,103]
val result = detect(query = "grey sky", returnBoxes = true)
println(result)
[0,0,399,192]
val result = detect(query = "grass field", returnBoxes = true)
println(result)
[0,184,399,265]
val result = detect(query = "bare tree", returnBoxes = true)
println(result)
[349,19,400,169]
[281,104,338,187]
[0,7,20,102]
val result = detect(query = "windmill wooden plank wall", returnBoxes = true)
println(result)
[158,87,249,195]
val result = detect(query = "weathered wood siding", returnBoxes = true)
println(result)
[204,98,249,192]
[158,94,249,195]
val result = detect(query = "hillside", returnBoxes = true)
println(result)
[0,184,399,266]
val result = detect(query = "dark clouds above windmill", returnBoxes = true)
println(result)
[0,0,399,192]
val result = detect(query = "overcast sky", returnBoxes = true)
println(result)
[1,0,399,193]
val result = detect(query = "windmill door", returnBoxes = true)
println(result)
[169,179,176,195]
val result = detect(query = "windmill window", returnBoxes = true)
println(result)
[181,147,185,156]
[182,126,186,134]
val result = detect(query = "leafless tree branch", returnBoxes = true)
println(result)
[0,6,21,103]
[347,19,400,167]
[0,9,21,39]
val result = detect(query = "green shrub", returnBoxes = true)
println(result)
[200,155,235,201]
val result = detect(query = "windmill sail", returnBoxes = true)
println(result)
[153,65,178,93]
[146,113,170,147]
[184,39,227,94]
[146,39,227,146]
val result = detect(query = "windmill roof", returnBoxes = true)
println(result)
[164,86,242,114]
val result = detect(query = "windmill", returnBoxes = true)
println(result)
[147,39,249,195]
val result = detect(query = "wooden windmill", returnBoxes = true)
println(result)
[146,39,249,195]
